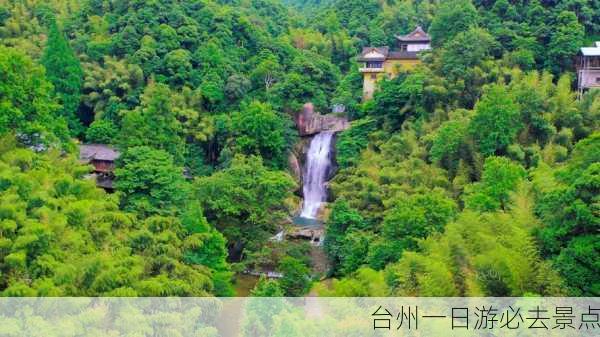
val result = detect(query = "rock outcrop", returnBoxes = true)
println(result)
[287,152,302,185]
[295,103,349,136]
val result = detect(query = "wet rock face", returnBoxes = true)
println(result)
[295,103,349,136]
[288,152,302,185]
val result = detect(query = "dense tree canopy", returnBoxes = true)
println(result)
[0,136,225,296]
[0,0,598,298]
[195,155,296,254]
[227,101,296,169]
[41,17,83,136]
[114,146,189,217]
[0,46,68,147]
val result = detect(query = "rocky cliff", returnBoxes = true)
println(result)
[295,103,349,136]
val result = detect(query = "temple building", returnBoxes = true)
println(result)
[577,42,600,97]
[80,144,120,191]
[358,26,431,100]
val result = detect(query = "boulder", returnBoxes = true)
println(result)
[295,103,349,136]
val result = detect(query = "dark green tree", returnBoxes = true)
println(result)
[272,51,340,112]
[367,72,425,131]
[335,118,377,169]
[470,84,523,156]
[195,155,295,253]
[536,134,600,296]
[42,19,84,136]
[324,200,368,273]
[382,191,457,253]
[228,101,296,169]
[118,82,185,162]
[278,257,312,296]
[0,46,68,146]
[429,0,478,47]
[546,11,584,74]
[430,119,469,171]
[464,156,527,212]
[114,146,189,216]
[85,119,118,144]
[181,205,233,296]
[439,27,496,82]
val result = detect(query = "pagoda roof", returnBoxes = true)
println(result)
[80,144,120,162]
[358,47,421,61]
[396,26,431,43]
[357,47,389,61]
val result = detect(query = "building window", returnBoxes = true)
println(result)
[400,44,408,52]
[596,77,600,83]
[366,61,383,68]
[370,74,377,80]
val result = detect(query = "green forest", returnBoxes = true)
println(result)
[0,0,598,298]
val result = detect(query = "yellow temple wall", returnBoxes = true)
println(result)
[362,59,422,100]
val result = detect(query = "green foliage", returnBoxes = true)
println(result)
[229,101,296,169]
[0,142,226,296]
[41,19,84,136]
[439,27,496,83]
[332,129,450,223]
[271,51,340,112]
[535,134,600,296]
[546,11,585,74]
[382,190,457,252]
[464,156,527,212]
[318,267,387,296]
[324,200,368,272]
[118,82,185,162]
[0,46,68,146]
[114,146,188,217]
[367,72,425,131]
[81,56,144,121]
[195,155,295,253]
[182,206,228,270]
[579,89,600,135]
[85,119,117,144]
[251,276,284,297]
[386,188,565,296]
[0,0,599,300]
[470,84,523,156]
[429,0,478,47]
[279,257,312,296]
[181,206,233,296]
[430,119,468,168]
[509,71,555,146]
[335,118,377,169]
[0,6,9,26]
[334,230,373,275]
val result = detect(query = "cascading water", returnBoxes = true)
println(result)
[299,131,334,219]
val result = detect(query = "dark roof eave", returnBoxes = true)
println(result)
[387,51,420,59]
[395,37,431,43]
[357,57,386,62]
[387,56,420,60]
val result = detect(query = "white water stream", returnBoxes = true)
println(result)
[299,131,334,219]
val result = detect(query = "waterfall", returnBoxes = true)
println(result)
[300,131,334,219]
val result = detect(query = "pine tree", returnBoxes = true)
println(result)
[41,18,84,137]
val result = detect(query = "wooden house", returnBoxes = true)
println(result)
[577,42,600,97]
[80,144,120,190]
